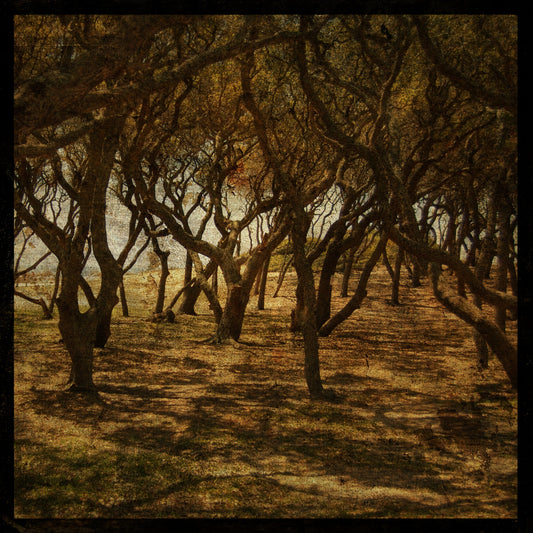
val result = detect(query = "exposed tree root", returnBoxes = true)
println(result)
[199,333,267,349]
[200,335,241,348]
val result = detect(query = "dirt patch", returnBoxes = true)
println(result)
[14,265,517,518]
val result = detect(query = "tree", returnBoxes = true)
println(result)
[238,35,344,398]
[292,15,517,388]
[14,109,125,391]
[14,14,517,395]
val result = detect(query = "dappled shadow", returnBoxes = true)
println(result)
[99,383,174,399]
[105,423,187,456]
[22,389,105,424]
[182,355,215,370]
[14,264,517,518]
[326,371,369,385]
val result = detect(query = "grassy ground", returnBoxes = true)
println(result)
[14,265,517,518]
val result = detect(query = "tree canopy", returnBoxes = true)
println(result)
[14,14,517,396]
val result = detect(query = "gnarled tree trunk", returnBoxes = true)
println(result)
[291,206,324,399]
[215,283,247,342]
[178,257,217,316]
[55,257,98,391]
[430,263,517,389]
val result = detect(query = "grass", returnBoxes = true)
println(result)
[13,265,517,518]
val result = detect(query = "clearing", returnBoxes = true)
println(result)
[14,265,517,518]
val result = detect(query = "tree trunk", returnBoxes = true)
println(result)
[429,263,516,389]
[93,277,120,348]
[391,246,403,306]
[319,234,388,337]
[178,284,201,315]
[253,262,262,296]
[495,203,510,332]
[184,251,193,285]
[178,258,218,315]
[382,247,395,280]
[212,266,218,297]
[79,276,96,307]
[411,257,422,287]
[119,280,129,317]
[273,256,293,298]
[291,207,324,399]
[457,275,467,298]
[340,246,356,298]
[508,259,517,297]
[94,307,113,349]
[472,190,498,368]
[166,278,194,312]
[290,280,304,333]
[154,250,170,314]
[215,283,247,342]
[506,259,517,321]
[474,330,490,369]
[257,252,271,310]
[56,295,97,391]
[49,263,61,315]
[315,241,343,329]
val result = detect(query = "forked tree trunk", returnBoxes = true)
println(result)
[178,258,217,315]
[56,295,98,391]
[212,247,273,342]
[315,220,369,328]
[87,114,126,350]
